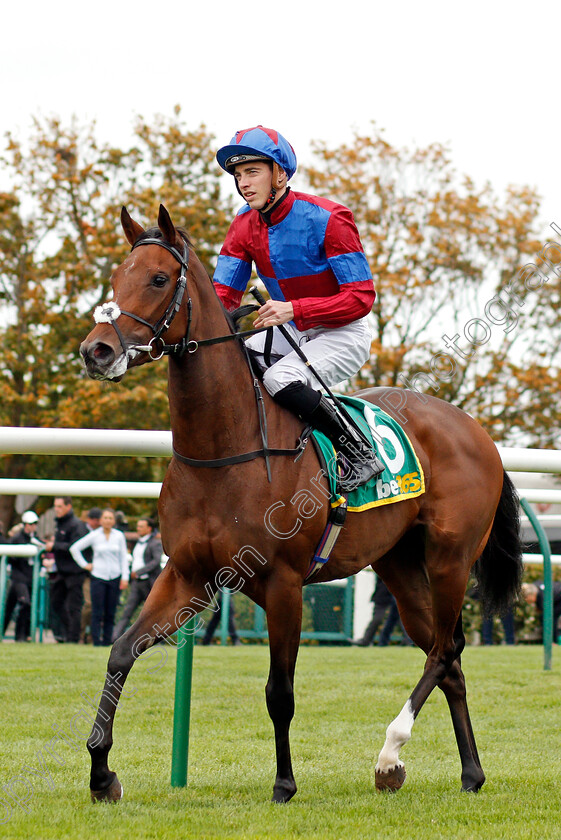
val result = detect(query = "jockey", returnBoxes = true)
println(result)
[214,125,384,490]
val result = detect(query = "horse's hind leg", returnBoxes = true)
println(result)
[394,596,485,792]
[398,606,485,792]
[375,606,484,793]
[374,538,480,792]
[439,670,484,791]
[263,572,302,803]
[438,618,485,792]
[88,563,208,802]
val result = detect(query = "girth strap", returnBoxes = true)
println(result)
[172,427,313,469]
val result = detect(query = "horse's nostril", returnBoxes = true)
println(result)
[92,342,114,362]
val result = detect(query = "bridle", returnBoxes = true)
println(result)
[93,235,194,361]
[92,232,310,475]
[94,234,271,360]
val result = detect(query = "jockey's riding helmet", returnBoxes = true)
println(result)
[216,126,297,186]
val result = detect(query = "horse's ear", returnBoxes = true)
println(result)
[121,206,145,247]
[158,204,177,245]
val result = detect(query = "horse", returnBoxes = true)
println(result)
[80,204,522,804]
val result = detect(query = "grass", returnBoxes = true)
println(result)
[1,643,561,839]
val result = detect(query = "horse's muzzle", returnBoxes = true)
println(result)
[80,338,123,381]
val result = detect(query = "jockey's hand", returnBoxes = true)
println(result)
[254,300,294,329]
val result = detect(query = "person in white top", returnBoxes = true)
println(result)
[70,509,129,646]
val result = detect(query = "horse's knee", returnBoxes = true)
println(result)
[107,632,139,674]
[423,642,458,685]
[440,661,467,700]
[265,676,294,723]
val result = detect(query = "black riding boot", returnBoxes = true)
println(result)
[273,382,385,491]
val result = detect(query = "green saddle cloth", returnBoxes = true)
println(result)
[311,395,425,512]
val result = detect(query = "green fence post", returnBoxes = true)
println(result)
[38,569,49,643]
[30,550,42,642]
[220,589,231,646]
[254,604,265,638]
[0,556,7,641]
[171,618,195,787]
[520,497,553,671]
[343,578,354,639]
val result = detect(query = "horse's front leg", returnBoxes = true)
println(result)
[264,573,302,803]
[88,564,208,802]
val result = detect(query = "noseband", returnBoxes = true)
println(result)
[93,236,193,360]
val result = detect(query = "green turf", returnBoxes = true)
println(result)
[1,643,560,839]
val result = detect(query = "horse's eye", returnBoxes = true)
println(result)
[151,274,169,288]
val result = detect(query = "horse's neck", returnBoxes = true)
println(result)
[167,263,266,460]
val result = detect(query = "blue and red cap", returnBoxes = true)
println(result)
[216,126,297,180]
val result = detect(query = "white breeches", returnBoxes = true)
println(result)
[245,317,373,397]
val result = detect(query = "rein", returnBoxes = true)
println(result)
[94,234,310,476]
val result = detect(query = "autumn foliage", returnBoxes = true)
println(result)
[0,115,559,524]
[0,109,233,523]
[304,126,560,446]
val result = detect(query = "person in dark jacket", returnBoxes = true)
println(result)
[112,517,163,642]
[3,511,44,641]
[44,497,88,643]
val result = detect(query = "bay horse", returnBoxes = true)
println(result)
[80,204,522,804]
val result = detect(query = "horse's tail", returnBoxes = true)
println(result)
[474,469,524,616]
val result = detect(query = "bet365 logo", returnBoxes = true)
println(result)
[375,472,422,498]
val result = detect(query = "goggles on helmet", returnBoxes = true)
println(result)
[223,153,273,173]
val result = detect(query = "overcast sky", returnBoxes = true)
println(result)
[3,0,559,240]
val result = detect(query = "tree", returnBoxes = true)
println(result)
[0,109,233,526]
[304,125,560,446]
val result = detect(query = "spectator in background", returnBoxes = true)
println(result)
[468,582,515,645]
[112,517,162,641]
[352,577,412,646]
[80,507,102,644]
[45,497,88,643]
[70,508,129,646]
[522,581,561,643]
[481,608,515,645]
[378,597,414,647]
[114,511,129,534]
[3,511,44,642]
[201,593,241,646]
[41,534,61,640]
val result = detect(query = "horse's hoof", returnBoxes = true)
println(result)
[271,781,297,803]
[375,764,406,792]
[461,772,485,793]
[91,775,123,803]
